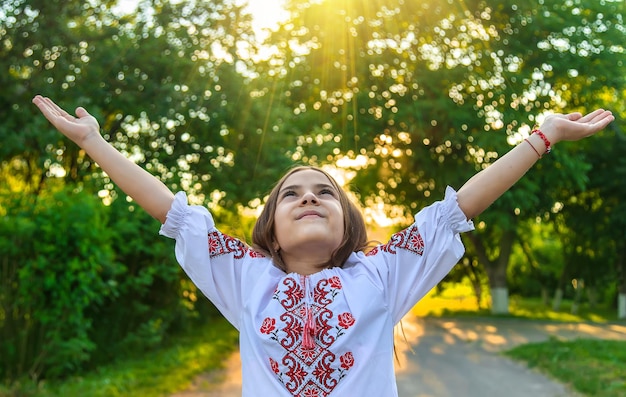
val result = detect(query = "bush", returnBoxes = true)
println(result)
[1,186,228,386]
[86,195,193,365]
[0,188,116,382]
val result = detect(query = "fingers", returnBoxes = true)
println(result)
[594,111,615,129]
[75,107,90,118]
[555,109,613,126]
[34,96,83,126]
[558,109,614,132]
[49,99,73,120]
[32,96,77,134]
[32,95,51,114]
[564,112,583,121]
[32,96,58,122]
[577,109,611,124]
[574,110,614,138]
[33,95,65,119]
[579,111,614,134]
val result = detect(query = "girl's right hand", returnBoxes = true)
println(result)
[32,94,175,223]
[32,95,101,146]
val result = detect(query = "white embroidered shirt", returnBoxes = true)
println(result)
[159,186,474,396]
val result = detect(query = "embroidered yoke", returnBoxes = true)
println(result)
[159,187,474,396]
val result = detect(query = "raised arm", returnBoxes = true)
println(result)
[32,95,175,223]
[457,109,615,220]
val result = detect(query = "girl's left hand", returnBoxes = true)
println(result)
[540,109,614,144]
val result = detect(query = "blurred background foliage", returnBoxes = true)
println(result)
[1,0,625,385]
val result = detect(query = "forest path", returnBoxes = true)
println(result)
[171,316,626,397]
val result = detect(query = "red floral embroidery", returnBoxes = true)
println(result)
[281,277,305,311]
[207,231,248,259]
[270,358,280,374]
[340,352,354,370]
[248,249,266,258]
[366,246,380,255]
[299,347,318,362]
[303,386,322,397]
[365,224,424,256]
[282,314,304,348]
[284,359,308,392]
[260,317,276,334]
[337,313,355,329]
[328,276,342,289]
[263,276,356,396]
[313,284,331,305]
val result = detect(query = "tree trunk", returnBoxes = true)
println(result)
[541,287,550,306]
[552,262,570,311]
[571,279,583,315]
[490,286,509,314]
[586,286,598,309]
[472,281,483,310]
[552,288,564,311]
[618,244,626,319]
[464,262,484,310]
[485,262,509,315]
[469,229,516,315]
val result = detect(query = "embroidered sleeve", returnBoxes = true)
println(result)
[159,191,253,329]
[367,186,474,323]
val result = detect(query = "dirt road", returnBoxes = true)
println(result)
[171,316,626,397]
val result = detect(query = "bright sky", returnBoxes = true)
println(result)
[113,0,288,38]
[242,0,289,36]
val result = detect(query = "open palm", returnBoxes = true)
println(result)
[541,109,614,143]
[32,95,100,145]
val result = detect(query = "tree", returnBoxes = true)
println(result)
[0,187,116,381]
[261,0,625,313]
[583,128,626,318]
[1,0,293,382]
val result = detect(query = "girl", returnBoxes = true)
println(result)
[32,95,613,396]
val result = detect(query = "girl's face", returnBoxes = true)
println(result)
[273,169,345,270]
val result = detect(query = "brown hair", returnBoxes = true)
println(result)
[252,166,369,271]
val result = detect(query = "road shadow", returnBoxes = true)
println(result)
[172,316,626,397]
[394,316,626,397]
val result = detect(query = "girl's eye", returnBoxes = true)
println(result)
[282,190,296,198]
[320,188,335,196]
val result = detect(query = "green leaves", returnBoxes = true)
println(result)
[0,188,116,381]
[2,0,625,383]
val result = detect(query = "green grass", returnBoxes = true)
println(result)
[413,283,626,397]
[412,283,618,323]
[1,317,238,397]
[506,338,626,397]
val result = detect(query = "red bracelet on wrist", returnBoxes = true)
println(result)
[532,128,552,154]
[524,138,542,159]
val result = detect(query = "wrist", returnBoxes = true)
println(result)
[79,130,107,151]
[531,128,552,154]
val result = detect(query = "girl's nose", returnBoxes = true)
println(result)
[301,191,318,205]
